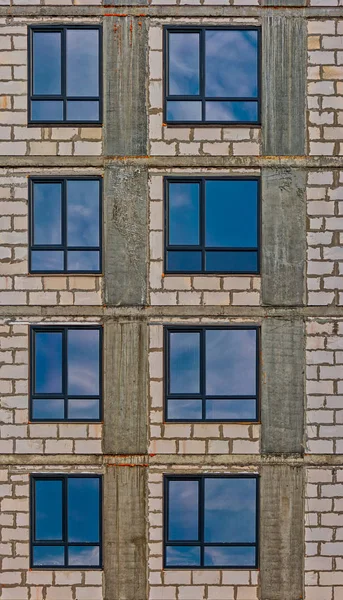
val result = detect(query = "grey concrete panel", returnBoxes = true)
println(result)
[104,320,148,455]
[104,164,147,306]
[262,15,306,155]
[261,318,305,454]
[261,168,306,307]
[103,17,148,156]
[260,465,304,600]
[103,465,147,600]
[262,0,306,5]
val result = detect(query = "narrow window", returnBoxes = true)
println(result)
[165,326,259,422]
[28,26,102,125]
[29,178,102,274]
[165,178,259,274]
[164,475,258,568]
[164,27,260,125]
[31,475,102,568]
[30,326,102,422]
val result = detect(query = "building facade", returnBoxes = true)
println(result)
[0,0,342,599]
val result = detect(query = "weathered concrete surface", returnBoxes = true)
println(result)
[262,15,306,155]
[104,164,147,306]
[261,318,305,454]
[262,0,306,5]
[104,320,148,455]
[103,466,147,600]
[261,168,306,306]
[103,17,148,156]
[260,465,304,600]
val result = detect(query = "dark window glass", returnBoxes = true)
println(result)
[29,26,101,125]
[31,476,102,569]
[29,178,101,274]
[31,326,102,422]
[165,178,259,275]
[165,476,258,568]
[165,27,260,124]
[165,327,258,422]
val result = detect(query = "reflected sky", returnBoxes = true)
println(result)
[35,479,62,541]
[67,251,100,272]
[166,101,202,122]
[66,101,99,122]
[204,545,256,567]
[66,29,99,97]
[35,331,62,395]
[168,480,199,541]
[68,546,100,566]
[33,183,62,246]
[169,332,200,394]
[169,182,200,246]
[67,180,100,246]
[167,399,202,420]
[31,100,64,122]
[169,33,200,95]
[31,250,64,273]
[33,31,61,95]
[205,399,256,421]
[205,251,258,273]
[67,329,100,396]
[33,545,64,567]
[32,399,65,420]
[166,545,200,567]
[205,101,258,122]
[68,478,100,543]
[68,399,100,420]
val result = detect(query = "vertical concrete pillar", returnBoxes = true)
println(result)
[261,168,306,306]
[261,318,305,454]
[103,465,147,600]
[103,16,148,156]
[262,14,306,155]
[104,319,148,455]
[103,164,148,306]
[260,465,304,600]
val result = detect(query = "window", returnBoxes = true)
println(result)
[30,326,102,422]
[165,326,259,422]
[29,178,102,274]
[28,26,102,125]
[30,475,102,568]
[164,27,260,125]
[164,475,258,568]
[165,178,259,274]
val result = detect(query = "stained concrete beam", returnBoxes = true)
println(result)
[262,0,306,5]
[262,14,306,155]
[261,318,305,454]
[261,168,306,307]
[260,465,304,600]
[104,164,148,306]
[103,465,147,600]
[103,16,148,156]
[104,320,148,455]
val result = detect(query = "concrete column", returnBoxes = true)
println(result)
[261,318,305,454]
[103,465,147,600]
[104,319,148,455]
[103,16,148,156]
[261,167,306,307]
[104,164,148,306]
[260,465,304,600]
[262,14,306,155]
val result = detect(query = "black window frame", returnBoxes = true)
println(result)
[29,325,103,423]
[28,176,103,275]
[30,474,103,570]
[163,25,261,127]
[28,24,103,127]
[164,176,261,275]
[164,325,260,423]
[164,474,259,569]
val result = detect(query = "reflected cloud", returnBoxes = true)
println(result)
[169,33,200,95]
[68,545,100,566]
[67,329,100,396]
[169,332,200,394]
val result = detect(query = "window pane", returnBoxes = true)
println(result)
[167,399,202,420]
[68,478,100,543]
[205,30,258,97]
[31,100,64,122]
[33,31,61,95]
[168,182,200,246]
[205,180,258,248]
[205,101,258,122]
[168,480,199,541]
[34,331,63,395]
[165,545,201,567]
[32,399,65,420]
[204,545,256,567]
[204,478,257,543]
[35,479,63,541]
[205,329,256,396]
[33,545,65,567]
[169,332,200,394]
[68,546,100,567]
[167,251,202,273]
[66,29,99,96]
[167,101,202,122]
[67,180,100,247]
[67,329,100,396]
[169,32,200,95]
[67,251,100,272]
[205,251,258,273]
[33,182,62,246]
[68,399,100,420]
[66,101,99,122]
[31,250,64,272]
[206,399,256,421]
